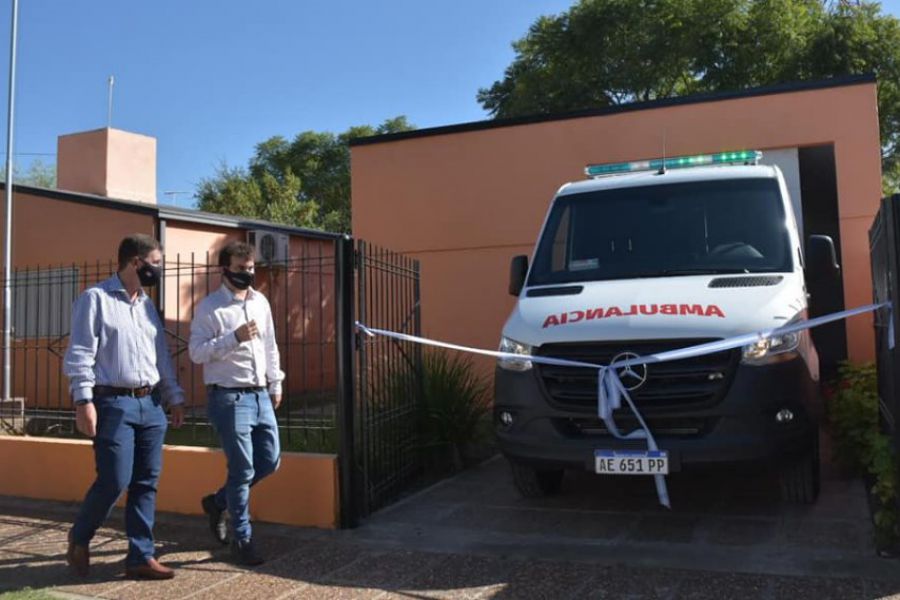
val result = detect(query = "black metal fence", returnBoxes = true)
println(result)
[0,236,426,527]
[0,242,340,453]
[350,239,423,522]
[870,194,900,440]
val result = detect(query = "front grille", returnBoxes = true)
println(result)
[535,339,740,413]
[557,416,719,438]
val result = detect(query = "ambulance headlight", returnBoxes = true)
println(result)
[498,337,533,371]
[741,331,802,365]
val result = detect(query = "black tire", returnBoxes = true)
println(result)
[509,460,565,497]
[780,432,821,504]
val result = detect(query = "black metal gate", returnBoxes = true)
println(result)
[336,237,423,526]
[870,194,900,440]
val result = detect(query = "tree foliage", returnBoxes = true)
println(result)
[197,117,414,232]
[477,0,900,193]
[1,159,57,188]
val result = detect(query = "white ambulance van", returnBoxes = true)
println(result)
[495,150,840,503]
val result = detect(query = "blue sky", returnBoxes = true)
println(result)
[0,0,897,208]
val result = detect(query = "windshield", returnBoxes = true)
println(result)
[528,178,793,286]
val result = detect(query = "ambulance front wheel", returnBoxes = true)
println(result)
[779,431,821,504]
[509,460,564,497]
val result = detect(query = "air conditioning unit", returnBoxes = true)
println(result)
[247,230,290,265]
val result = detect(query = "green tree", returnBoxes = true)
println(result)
[198,116,414,232]
[197,164,319,229]
[1,159,57,188]
[477,0,900,192]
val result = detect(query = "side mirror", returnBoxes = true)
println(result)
[509,255,528,296]
[806,235,840,280]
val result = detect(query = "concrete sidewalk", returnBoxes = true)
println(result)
[1,491,899,599]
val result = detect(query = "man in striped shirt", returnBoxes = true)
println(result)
[64,234,185,580]
[189,240,284,566]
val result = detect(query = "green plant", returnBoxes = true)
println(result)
[867,431,900,548]
[418,349,491,470]
[826,361,900,548]
[826,362,879,472]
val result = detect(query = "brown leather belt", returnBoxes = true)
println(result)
[93,385,155,398]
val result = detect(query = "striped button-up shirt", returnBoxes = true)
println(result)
[63,275,185,405]
[188,286,285,395]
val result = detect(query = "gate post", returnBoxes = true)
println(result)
[335,235,357,528]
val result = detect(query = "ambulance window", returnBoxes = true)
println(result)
[528,178,792,286]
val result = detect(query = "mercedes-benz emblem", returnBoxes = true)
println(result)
[610,351,649,391]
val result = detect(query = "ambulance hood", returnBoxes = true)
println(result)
[502,273,806,348]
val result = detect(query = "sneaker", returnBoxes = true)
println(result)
[201,494,228,545]
[231,538,265,566]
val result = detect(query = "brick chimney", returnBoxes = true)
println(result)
[56,128,157,204]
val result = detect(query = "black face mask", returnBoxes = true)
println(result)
[137,260,161,287]
[225,269,255,291]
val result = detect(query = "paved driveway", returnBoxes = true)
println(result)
[354,451,895,584]
[1,448,899,599]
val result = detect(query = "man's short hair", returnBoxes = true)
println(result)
[218,240,255,268]
[118,234,162,270]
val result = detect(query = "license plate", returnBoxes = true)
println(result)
[594,450,669,475]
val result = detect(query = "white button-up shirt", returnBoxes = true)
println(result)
[188,285,285,395]
[64,275,185,405]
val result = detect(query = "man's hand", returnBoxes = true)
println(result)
[272,394,282,410]
[75,403,97,438]
[235,320,259,343]
[170,405,185,428]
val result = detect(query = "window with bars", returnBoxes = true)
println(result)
[12,267,79,339]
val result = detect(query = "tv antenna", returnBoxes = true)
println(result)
[107,75,114,128]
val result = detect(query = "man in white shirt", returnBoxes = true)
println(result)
[189,240,285,566]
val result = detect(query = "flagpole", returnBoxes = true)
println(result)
[4,0,20,401]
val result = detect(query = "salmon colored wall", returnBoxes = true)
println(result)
[352,83,883,364]
[57,128,156,204]
[1,199,337,410]
[106,129,157,204]
[0,437,339,528]
[161,223,243,406]
[0,193,154,408]
[7,191,154,266]
[279,236,337,395]
[57,130,109,200]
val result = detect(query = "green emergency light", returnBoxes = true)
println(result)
[585,150,762,178]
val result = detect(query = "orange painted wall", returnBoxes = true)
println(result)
[0,437,339,528]
[0,191,155,408]
[0,194,338,412]
[161,223,244,407]
[57,130,109,202]
[352,82,883,365]
[6,190,155,266]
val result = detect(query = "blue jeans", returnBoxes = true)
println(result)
[71,394,167,566]
[207,388,280,542]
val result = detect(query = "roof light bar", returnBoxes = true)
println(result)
[585,150,763,178]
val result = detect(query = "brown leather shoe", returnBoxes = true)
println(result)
[125,558,175,580]
[66,530,89,578]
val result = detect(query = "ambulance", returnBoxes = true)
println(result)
[494,150,840,503]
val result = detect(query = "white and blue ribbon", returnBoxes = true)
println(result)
[356,301,891,508]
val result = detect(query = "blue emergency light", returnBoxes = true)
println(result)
[585,150,762,178]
